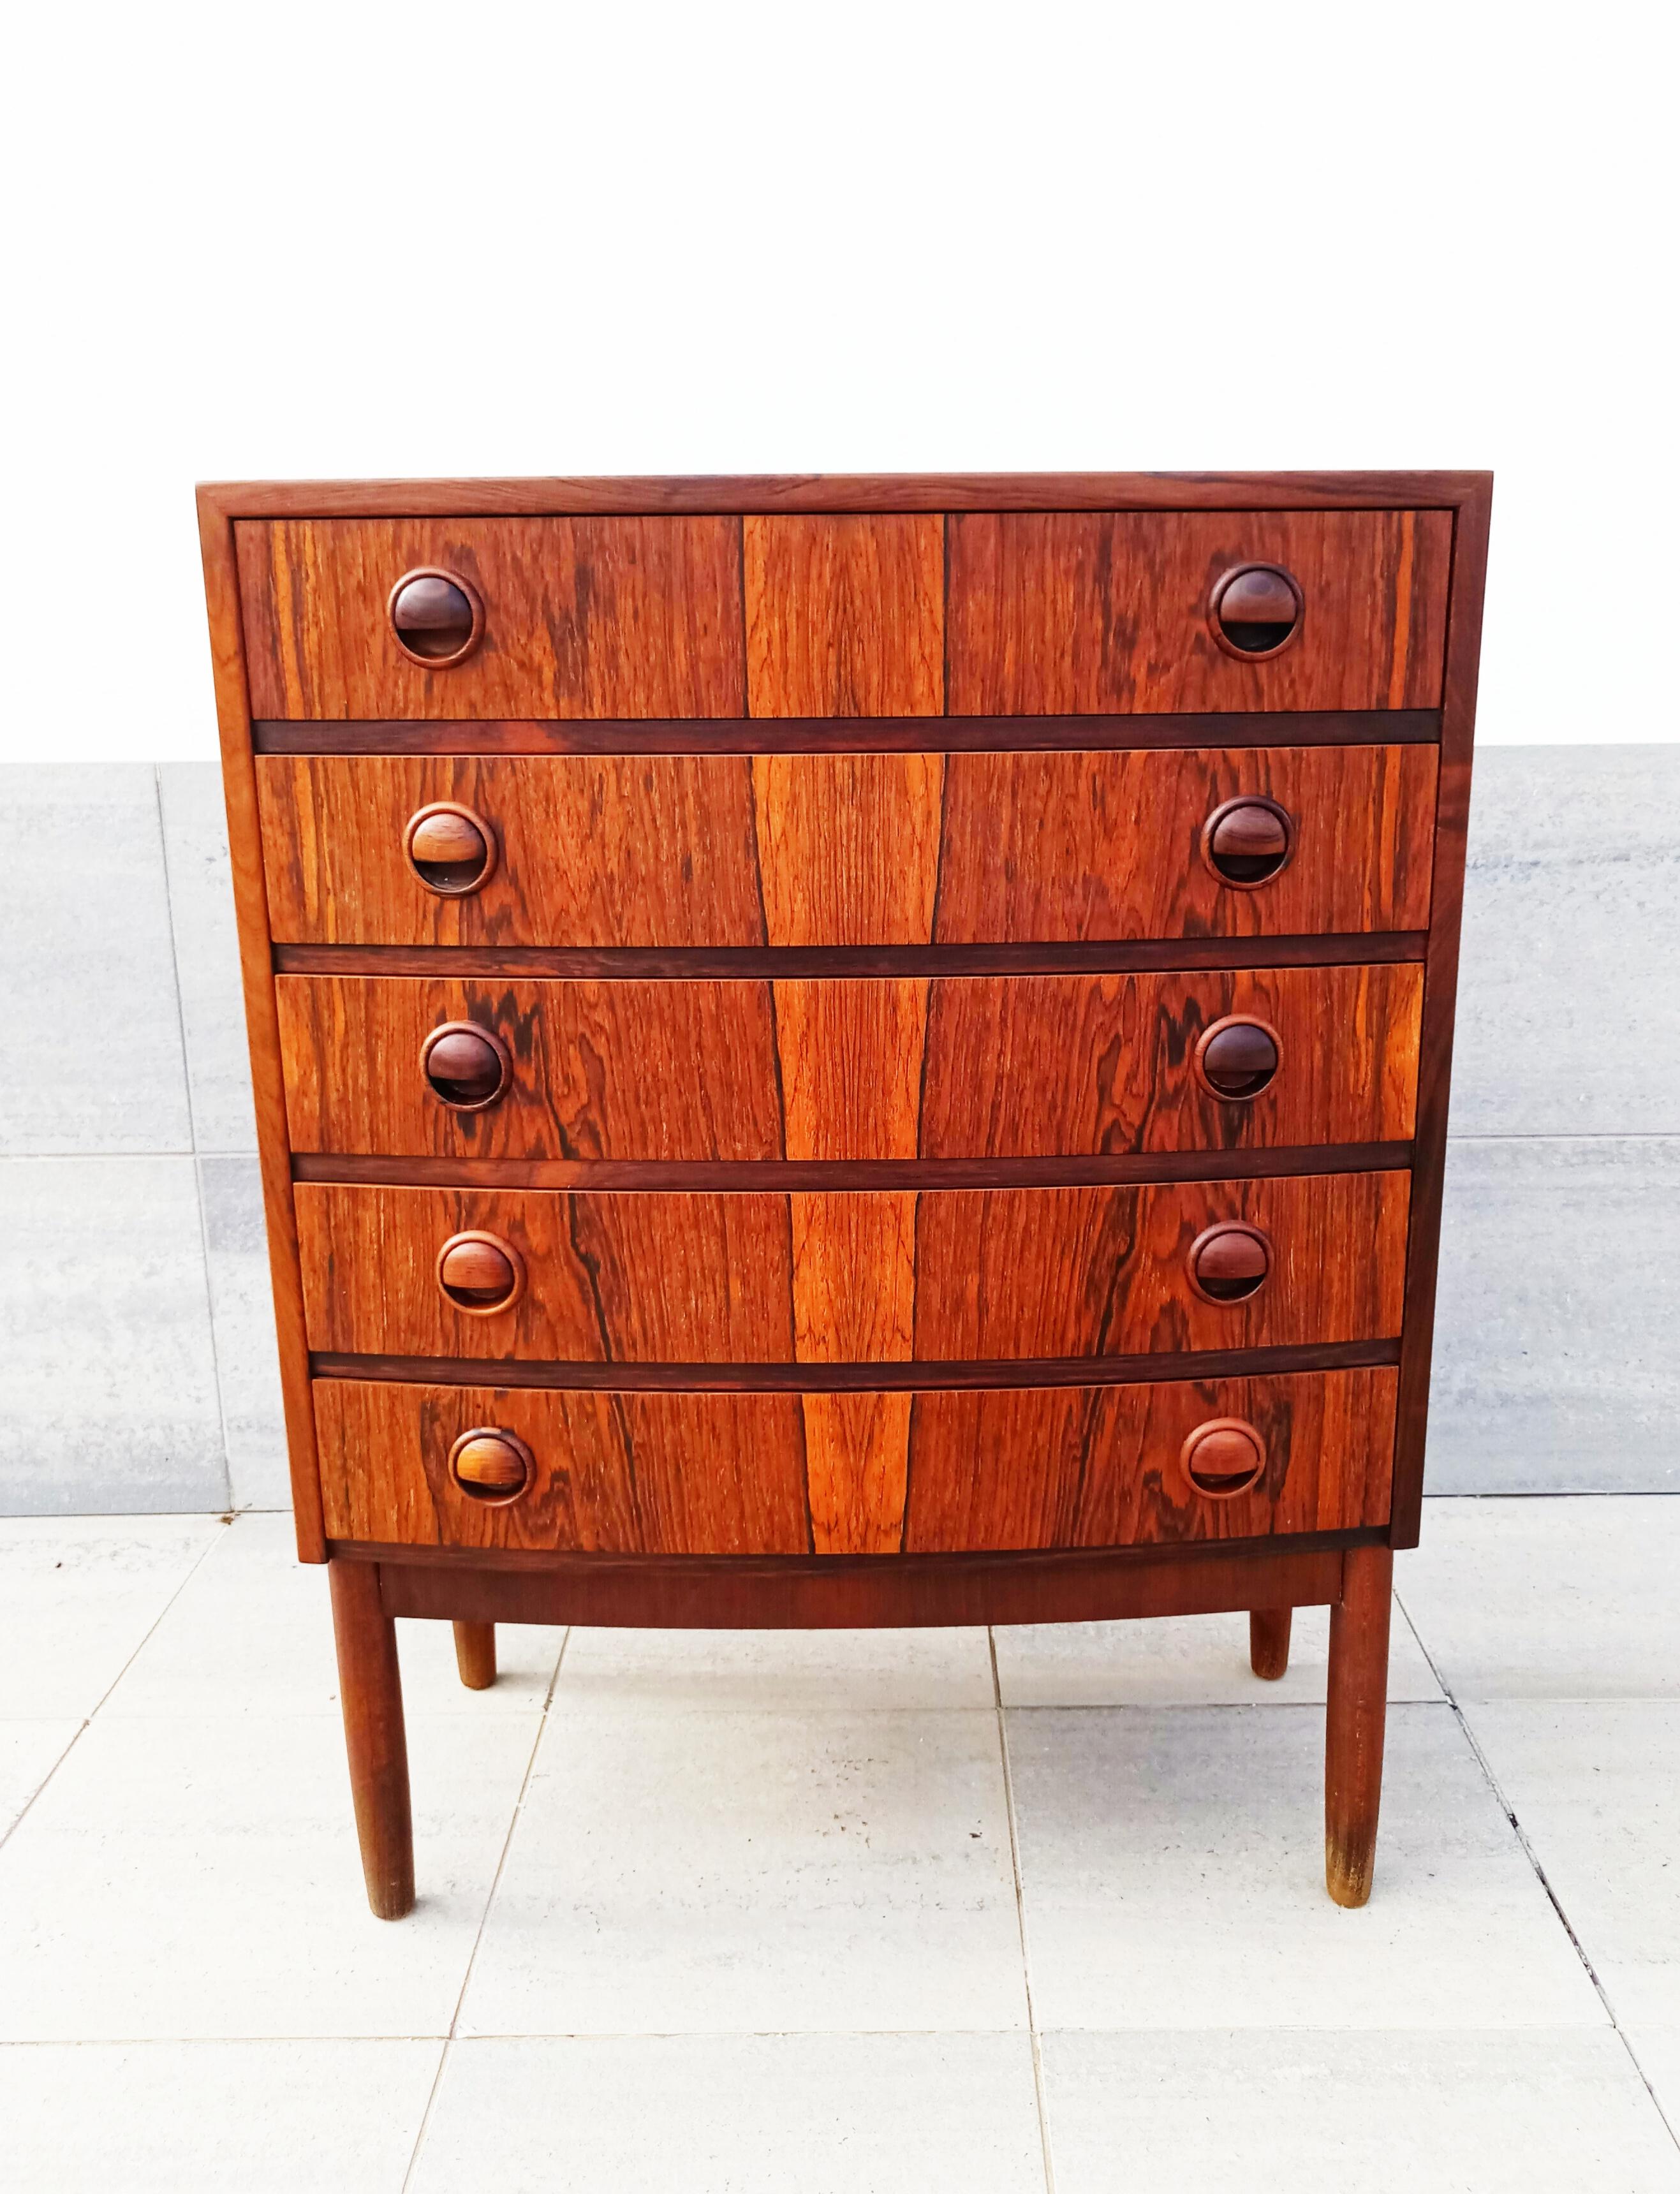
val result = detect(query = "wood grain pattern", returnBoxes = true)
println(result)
[236,517,745,721]
[201,473,1490,520]
[743,515,944,716]
[291,1172,1407,1364]
[372,1535,1359,1629]
[1389,478,1494,1546]
[1325,1542,1394,1905]
[254,746,1433,947]
[313,1367,1391,1555]
[195,494,327,1560]
[328,1560,413,1917]
[903,1368,1396,1552]
[947,511,1452,714]
[275,965,1420,1160]
[772,978,928,1160]
[802,1393,912,1552]
[317,1379,812,1554]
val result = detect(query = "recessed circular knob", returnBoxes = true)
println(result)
[1202,797,1293,888]
[1210,564,1303,658]
[436,1231,524,1315]
[404,803,497,895]
[448,1427,533,1502]
[420,1023,511,1111]
[1195,1016,1281,1102]
[1181,1417,1267,1499]
[388,569,484,666]
[1188,1222,1272,1303]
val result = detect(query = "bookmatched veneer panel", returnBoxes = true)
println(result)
[743,514,945,716]
[235,517,746,721]
[255,746,1436,947]
[947,510,1452,714]
[313,1366,1394,1556]
[274,964,1422,1159]
[293,1170,1409,1364]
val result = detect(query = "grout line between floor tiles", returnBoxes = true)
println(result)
[0,1520,230,1857]
[1396,1590,1680,2158]
[399,1624,571,2193]
[989,1627,1057,2194]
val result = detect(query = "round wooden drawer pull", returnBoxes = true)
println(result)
[1188,1222,1272,1303]
[405,804,497,895]
[1181,1417,1267,1499]
[388,569,484,666]
[1202,797,1293,888]
[1210,564,1303,658]
[436,1232,524,1316]
[1194,1016,1281,1101]
[448,1428,533,1502]
[420,1023,511,1111]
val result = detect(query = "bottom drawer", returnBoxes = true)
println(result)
[315,1368,1395,1557]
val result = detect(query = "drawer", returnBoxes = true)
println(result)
[947,510,1452,714]
[256,745,1438,946]
[236,510,1449,722]
[313,1366,1397,1555]
[276,963,1422,1160]
[295,1172,1410,1364]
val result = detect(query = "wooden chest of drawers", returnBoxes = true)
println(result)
[198,470,1490,1918]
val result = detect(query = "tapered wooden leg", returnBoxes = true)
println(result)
[329,1560,414,1920]
[1249,1606,1293,1681]
[1325,1545,1392,1908]
[453,1621,497,1690]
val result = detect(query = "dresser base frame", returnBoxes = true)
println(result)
[327,1535,1394,1920]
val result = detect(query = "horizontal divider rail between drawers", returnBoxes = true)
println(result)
[251,709,1441,755]
[310,1338,1402,1391]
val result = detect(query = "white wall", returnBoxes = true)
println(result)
[4,0,1674,762]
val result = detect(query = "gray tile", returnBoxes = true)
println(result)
[1008,1703,1600,2030]
[107,1511,564,1719]
[0,1709,537,2040]
[1042,2028,1680,2193]
[1401,1495,1680,1700]
[413,2034,1046,2194]
[994,1598,1443,1707]
[0,1721,80,1836]
[159,760,257,1154]
[1453,744,1680,1137]
[1630,2028,1680,2144]
[0,1516,223,1718]
[0,1157,229,1512]
[0,2038,441,2193]
[1429,1136,1680,1492]
[198,1155,288,1508]
[1464,1700,1680,2026]
[552,1624,996,1714]
[461,1708,1027,2036]
[1,765,191,1152]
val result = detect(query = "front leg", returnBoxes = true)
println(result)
[1324,1545,1393,1908]
[329,1560,415,1920]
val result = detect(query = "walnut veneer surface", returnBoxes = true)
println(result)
[200,472,1488,1917]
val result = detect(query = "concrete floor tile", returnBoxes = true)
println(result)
[1466,1700,1680,2026]
[0,1709,534,2040]
[1628,2028,1680,2145]
[0,1516,221,1719]
[158,760,259,1156]
[994,1596,1442,1707]
[0,1721,80,1837]
[460,1709,1027,2036]
[1403,1496,1680,1699]
[0,1158,229,1513]
[412,2033,1045,2193]
[1042,2028,1680,2192]
[197,1156,289,1510]
[0,2038,440,2192]
[0,765,190,1154]
[553,1624,996,1714]
[1008,1702,1601,2031]
[103,1511,564,1718]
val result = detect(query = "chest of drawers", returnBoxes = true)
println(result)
[198,470,1491,1918]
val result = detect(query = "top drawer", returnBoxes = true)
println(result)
[235,511,1452,721]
